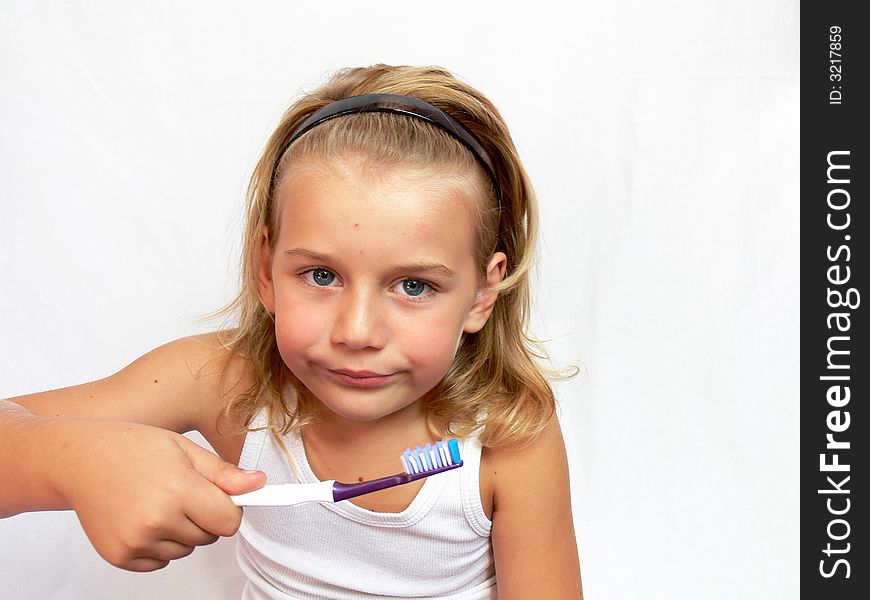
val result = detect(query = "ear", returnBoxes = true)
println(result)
[463,252,508,334]
[257,228,276,314]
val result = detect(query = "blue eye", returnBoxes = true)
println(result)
[401,279,428,297]
[309,269,336,286]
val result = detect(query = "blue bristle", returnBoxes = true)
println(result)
[420,445,433,470]
[447,438,461,464]
[401,439,463,476]
[414,446,427,471]
[439,440,451,465]
[434,441,445,467]
[403,449,417,474]
[423,443,431,468]
[429,444,444,469]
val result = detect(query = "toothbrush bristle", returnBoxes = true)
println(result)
[401,439,461,474]
[447,438,461,464]
[403,449,417,474]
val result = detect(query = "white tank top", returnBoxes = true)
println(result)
[236,408,496,600]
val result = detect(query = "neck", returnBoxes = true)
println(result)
[301,399,434,480]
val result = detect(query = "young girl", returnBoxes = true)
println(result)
[0,64,582,599]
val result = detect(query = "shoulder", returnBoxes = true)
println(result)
[129,331,256,444]
[480,415,583,599]
[139,331,252,402]
[115,331,252,418]
[481,416,569,511]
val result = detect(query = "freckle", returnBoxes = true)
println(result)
[154,379,158,383]
[353,223,360,230]
[358,477,364,482]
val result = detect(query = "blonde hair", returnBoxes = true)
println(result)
[217,64,565,447]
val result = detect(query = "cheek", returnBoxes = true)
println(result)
[398,312,464,371]
[273,299,328,356]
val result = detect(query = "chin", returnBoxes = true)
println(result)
[320,401,401,423]
[338,408,391,422]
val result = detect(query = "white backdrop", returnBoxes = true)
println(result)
[0,1,799,598]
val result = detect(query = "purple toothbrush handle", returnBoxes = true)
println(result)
[331,461,463,502]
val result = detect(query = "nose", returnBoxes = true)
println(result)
[330,287,387,350]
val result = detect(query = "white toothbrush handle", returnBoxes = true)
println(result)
[230,480,336,506]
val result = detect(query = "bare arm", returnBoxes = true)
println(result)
[0,333,265,571]
[487,416,583,599]
[6,333,240,432]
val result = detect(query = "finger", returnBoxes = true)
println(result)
[178,466,246,537]
[125,557,170,573]
[124,541,195,568]
[177,436,267,495]
[186,491,242,538]
[147,539,196,562]
[170,519,220,549]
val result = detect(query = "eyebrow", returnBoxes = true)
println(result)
[282,248,456,277]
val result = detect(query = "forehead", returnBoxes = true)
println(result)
[273,156,484,250]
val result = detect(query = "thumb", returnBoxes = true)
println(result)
[179,437,267,495]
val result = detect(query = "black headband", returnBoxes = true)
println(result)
[275,93,501,205]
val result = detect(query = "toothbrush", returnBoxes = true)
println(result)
[231,438,463,506]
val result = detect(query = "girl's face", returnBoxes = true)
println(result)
[259,157,505,425]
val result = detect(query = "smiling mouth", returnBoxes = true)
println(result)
[328,368,396,388]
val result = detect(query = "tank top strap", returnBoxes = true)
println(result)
[459,434,492,536]
[237,406,270,472]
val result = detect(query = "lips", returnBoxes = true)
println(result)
[328,368,396,388]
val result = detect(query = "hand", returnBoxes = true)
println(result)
[56,420,266,572]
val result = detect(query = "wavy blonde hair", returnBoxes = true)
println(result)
[216,64,565,447]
